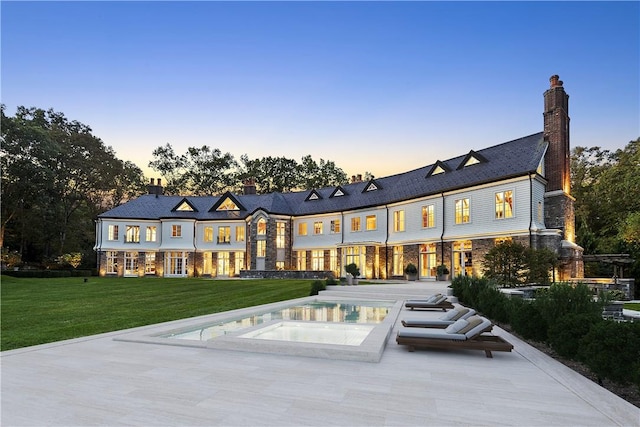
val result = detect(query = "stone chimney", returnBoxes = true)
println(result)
[543,74,570,194]
[243,178,256,195]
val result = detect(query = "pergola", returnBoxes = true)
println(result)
[582,254,635,279]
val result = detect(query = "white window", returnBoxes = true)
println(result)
[165,251,187,276]
[235,252,245,274]
[351,217,361,232]
[108,225,119,241]
[393,210,405,232]
[366,215,376,231]
[455,198,470,224]
[172,225,182,237]
[125,226,140,243]
[204,226,214,242]
[421,205,435,228]
[218,226,231,244]
[106,251,118,274]
[393,246,404,276]
[311,250,324,271]
[145,252,156,274]
[330,219,340,233]
[297,250,307,270]
[495,190,514,219]
[298,222,308,236]
[256,240,266,258]
[314,221,323,235]
[236,226,245,242]
[329,249,338,275]
[124,252,138,276]
[145,226,157,242]
[276,222,285,248]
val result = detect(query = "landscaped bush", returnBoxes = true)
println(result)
[579,321,640,388]
[325,277,338,286]
[309,280,326,296]
[509,299,548,342]
[477,286,510,323]
[548,313,602,359]
[1,269,92,278]
[535,282,601,326]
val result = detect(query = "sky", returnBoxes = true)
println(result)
[2,1,639,179]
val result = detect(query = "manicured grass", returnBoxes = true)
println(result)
[1,276,313,351]
[624,302,640,311]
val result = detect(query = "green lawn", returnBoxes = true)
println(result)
[624,302,640,311]
[1,276,314,351]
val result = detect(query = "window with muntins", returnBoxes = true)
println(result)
[314,221,323,235]
[236,226,245,242]
[146,226,156,242]
[256,240,266,258]
[351,217,361,232]
[298,222,308,236]
[393,210,405,232]
[204,226,214,242]
[108,225,119,241]
[125,226,140,243]
[330,219,340,233]
[455,199,470,224]
[218,226,231,244]
[257,218,267,235]
[393,246,404,276]
[145,252,156,274]
[422,205,435,228]
[311,250,324,270]
[172,225,182,237]
[495,190,514,219]
[106,251,118,274]
[276,222,285,248]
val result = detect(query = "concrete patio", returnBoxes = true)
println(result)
[2,282,638,426]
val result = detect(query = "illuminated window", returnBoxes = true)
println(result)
[393,210,405,232]
[422,205,435,228]
[217,226,231,244]
[145,226,156,242]
[256,240,266,258]
[298,222,308,236]
[297,250,307,270]
[108,225,119,241]
[145,252,156,274]
[495,190,514,219]
[330,219,340,233]
[235,251,244,273]
[393,246,404,276]
[455,199,470,224]
[204,226,214,242]
[495,237,512,245]
[314,221,323,235]
[366,215,377,231]
[432,165,445,175]
[176,201,193,211]
[125,226,140,243]
[106,251,118,274]
[311,250,324,270]
[124,251,138,276]
[351,217,361,232]
[217,198,239,211]
[257,218,267,235]
[276,222,285,248]
[236,226,245,242]
[172,225,182,237]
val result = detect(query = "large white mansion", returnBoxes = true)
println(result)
[94,76,583,280]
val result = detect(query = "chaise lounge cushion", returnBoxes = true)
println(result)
[458,315,483,334]
[444,318,469,334]
[396,327,468,341]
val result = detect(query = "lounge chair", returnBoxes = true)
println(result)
[396,315,513,358]
[404,294,455,311]
[401,307,476,328]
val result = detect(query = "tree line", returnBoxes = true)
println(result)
[1,105,638,281]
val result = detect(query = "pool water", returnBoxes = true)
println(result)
[161,300,392,342]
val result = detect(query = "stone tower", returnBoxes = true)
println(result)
[543,75,583,279]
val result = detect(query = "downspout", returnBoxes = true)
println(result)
[95,218,102,273]
[440,192,446,267]
[385,205,389,280]
[529,174,534,247]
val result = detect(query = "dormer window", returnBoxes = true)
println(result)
[426,161,451,178]
[432,165,446,175]
[209,192,245,212]
[362,179,382,193]
[457,150,487,169]
[172,198,198,212]
[305,190,322,201]
[330,186,348,198]
[217,197,239,211]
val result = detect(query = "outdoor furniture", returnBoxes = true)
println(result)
[396,315,513,358]
[404,294,455,311]
[401,307,476,328]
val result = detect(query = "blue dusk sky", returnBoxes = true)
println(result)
[2,1,639,179]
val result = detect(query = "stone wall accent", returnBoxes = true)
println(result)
[239,270,335,280]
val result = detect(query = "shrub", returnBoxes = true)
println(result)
[345,263,360,277]
[509,300,548,342]
[309,280,326,296]
[482,240,527,287]
[325,277,338,286]
[477,286,510,323]
[579,321,640,387]
[526,247,557,284]
[548,313,602,359]
[404,263,418,275]
[535,282,601,326]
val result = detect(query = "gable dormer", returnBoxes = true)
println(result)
[362,179,382,193]
[330,186,348,198]
[457,150,488,170]
[305,190,323,201]
[426,160,451,178]
[172,198,198,212]
[209,192,245,212]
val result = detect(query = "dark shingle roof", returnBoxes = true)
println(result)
[99,132,546,220]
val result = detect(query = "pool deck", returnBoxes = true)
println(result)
[2,281,639,426]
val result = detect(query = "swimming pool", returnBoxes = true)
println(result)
[114,296,402,362]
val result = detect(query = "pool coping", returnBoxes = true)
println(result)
[113,295,403,362]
